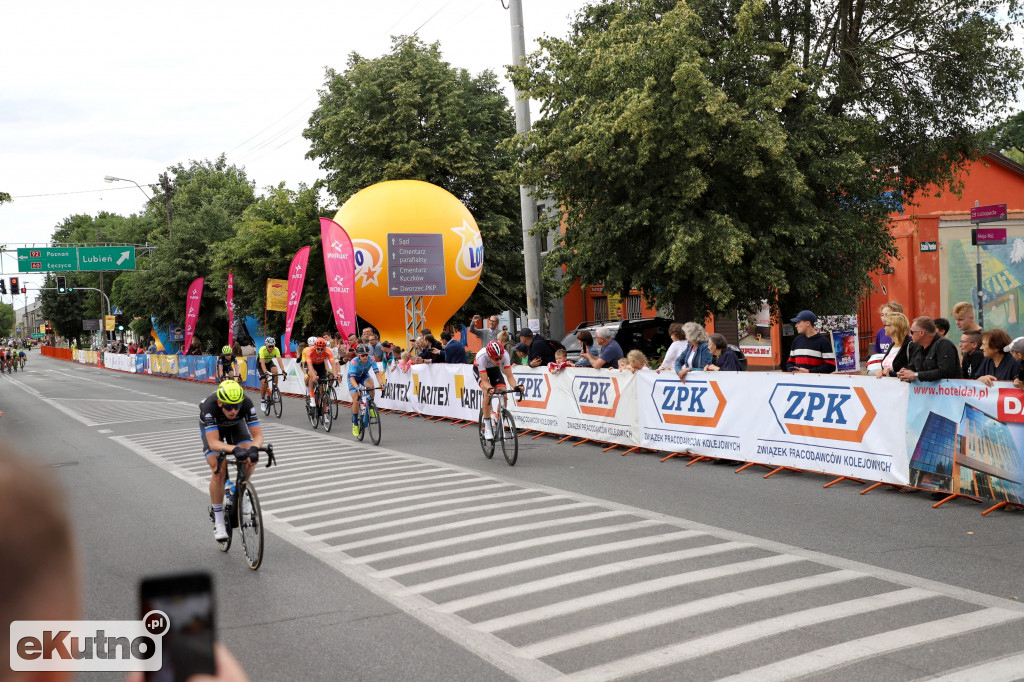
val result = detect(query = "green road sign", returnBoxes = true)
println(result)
[31,333,45,339]
[17,247,77,272]
[17,246,136,272]
[79,246,135,271]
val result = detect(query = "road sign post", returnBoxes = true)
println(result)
[970,203,1008,327]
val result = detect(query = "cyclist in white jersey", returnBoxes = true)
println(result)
[473,341,523,440]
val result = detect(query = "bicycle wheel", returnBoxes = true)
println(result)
[500,408,518,466]
[330,385,340,420]
[356,401,367,441]
[272,385,283,418]
[478,409,495,459]
[307,387,320,429]
[322,390,334,432]
[237,481,264,570]
[368,400,382,445]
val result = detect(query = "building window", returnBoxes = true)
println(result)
[625,295,642,320]
[594,297,608,321]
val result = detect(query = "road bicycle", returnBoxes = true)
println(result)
[328,376,341,422]
[353,385,382,445]
[209,444,276,570]
[306,376,336,431]
[18,354,26,371]
[259,371,283,418]
[478,386,522,466]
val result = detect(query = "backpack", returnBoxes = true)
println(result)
[546,338,566,353]
[727,344,748,371]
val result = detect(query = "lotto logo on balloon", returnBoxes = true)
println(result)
[335,180,484,346]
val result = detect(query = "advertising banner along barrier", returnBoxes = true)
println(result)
[283,246,310,357]
[906,380,1024,503]
[320,217,357,338]
[182,277,204,354]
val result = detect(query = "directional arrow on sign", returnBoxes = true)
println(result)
[117,251,130,265]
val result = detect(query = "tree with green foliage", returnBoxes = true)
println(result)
[38,274,86,342]
[112,156,256,352]
[509,0,1023,320]
[0,302,14,336]
[304,36,525,324]
[0,191,11,204]
[210,183,325,341]
[987,111,1024,164]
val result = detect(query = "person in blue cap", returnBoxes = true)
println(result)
[786,310,836,373]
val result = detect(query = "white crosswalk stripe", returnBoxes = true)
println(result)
[110,420,1024,682]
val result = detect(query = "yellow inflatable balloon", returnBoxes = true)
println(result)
[334,180,483,346]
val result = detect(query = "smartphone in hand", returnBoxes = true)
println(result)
[140,572,216,682]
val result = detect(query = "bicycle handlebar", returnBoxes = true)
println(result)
[214,443,276,475]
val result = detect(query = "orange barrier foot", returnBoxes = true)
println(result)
[660,451,691,463]
[823,475,865,489]
[531,432,549,440]
[981,501,1024,516]
[620,447,642,456]
[572,439,591,447]
[764,465,803,479]
[734,462,772,474]
[557,435,574,444]
[602,444,621,452]
[686,455,712,466]
[932,493,983,509]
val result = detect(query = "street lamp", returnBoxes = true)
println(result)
[105,175,171,237]
[103,175,151,200]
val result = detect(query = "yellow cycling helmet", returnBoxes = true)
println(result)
[216,380,244,405]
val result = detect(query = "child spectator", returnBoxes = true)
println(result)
[617,357,631,370]
[548,348,575,373]
[627,349,651,372]
[513,342,530,365]
[397,351,413,372]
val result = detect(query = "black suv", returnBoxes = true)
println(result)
[560,317,674,364]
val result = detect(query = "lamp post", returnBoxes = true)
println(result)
[104,175,172,237]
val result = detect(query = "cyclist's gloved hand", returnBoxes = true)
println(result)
[515,384,525,394]
[247,446,260,464]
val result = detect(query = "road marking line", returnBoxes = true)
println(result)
[566,587,937,681]
[295,489,537,531]
[258,468,459,499]
[521,569,863,657]
[256,461,432,491]
[313,495,572,540]
[97,429,113,433]
[409,529,706,595]
[264,472,475,506]
[439,548,773,614]
[327,502,597,551]
[379,520,664,578]
[279,483,512,523]
[354,511,633,564]
[271,479,507,516]
[917,651,1024,682]
[715,606,1024,682]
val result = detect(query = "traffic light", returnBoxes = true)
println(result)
[56,276,67,293]
[9,277,18,291]
[0,280,6,295]
[20,287,26,294]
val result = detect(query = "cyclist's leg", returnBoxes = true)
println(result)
[258,366,268,399]
[202,426,229,505]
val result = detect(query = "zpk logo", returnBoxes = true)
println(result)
[511,372,551,409]
[768,383,876,442]
[650,379,726,428]
[571,376,620,417]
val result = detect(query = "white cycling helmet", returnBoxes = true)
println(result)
[307,336,317,346]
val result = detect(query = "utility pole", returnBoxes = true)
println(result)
[508,0,544,336]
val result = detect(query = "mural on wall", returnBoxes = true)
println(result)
[946,237,1024,343]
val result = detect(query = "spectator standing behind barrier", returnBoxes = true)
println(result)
[675,323,711,381]
[975,329,1021,387]
[658,323,688,372]
[952,301,983,334]
[469,314,501,346]
[875,313,910,378]
[574,330,600,368]
[934,318,950,337]
[897,317,961,382]
[582,326,624,369]
[513,342,530,365]
[786,310,836,373]
[549,348,574,373]
[441,330,466,363]
[519,328,556,368]
[1005,337,1024,388]
[873,302,903,354]
[959,330,985,380]
[705,333,741,372]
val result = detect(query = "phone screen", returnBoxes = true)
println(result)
[140,572,216,682]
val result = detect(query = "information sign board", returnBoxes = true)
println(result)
[16,246,136,272]
[17,247,77,272]
[970,204,1007,223]
[79,247,135,271]
[386,233,447,296]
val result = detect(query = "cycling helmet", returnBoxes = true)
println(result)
[265,337,276,347]
[221,345,232,355]
[356,344,371,356]
[486,341,503,361]
[314,337,327,350]
[216,380,244,405]
[307,336,317,346]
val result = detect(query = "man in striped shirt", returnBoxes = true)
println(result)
[786,310,836,373]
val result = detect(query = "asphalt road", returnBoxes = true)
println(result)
[2,355,1023,681]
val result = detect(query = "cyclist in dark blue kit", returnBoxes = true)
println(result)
[347,344,385,437]
[199,380,264,541]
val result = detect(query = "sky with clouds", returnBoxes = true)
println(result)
[0,0,592,302]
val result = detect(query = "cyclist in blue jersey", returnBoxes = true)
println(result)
[348,343,385,436]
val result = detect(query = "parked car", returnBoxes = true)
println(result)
[560,317,674,365]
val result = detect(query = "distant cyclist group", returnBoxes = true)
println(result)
[0,339,29,373]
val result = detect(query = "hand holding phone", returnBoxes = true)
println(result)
[140,572,216,682]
